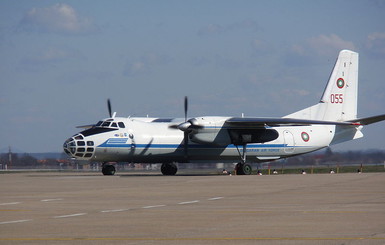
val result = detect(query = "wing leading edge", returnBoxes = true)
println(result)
[226,117,358,127]
[348,114,385,125]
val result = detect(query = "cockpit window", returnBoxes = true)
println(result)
[96,121,103,127]
[101,121,111,127]
[118,122,125,128]
[111,122,117,128]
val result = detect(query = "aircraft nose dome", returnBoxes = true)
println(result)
[63,134,94,159]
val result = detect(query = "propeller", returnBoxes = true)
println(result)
[107,98,112,118]
[169,96,191,160]
[75,99,114,129]
[183,96,189,161]
[184,96,188,122]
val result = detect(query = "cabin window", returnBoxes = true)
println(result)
[118,122,125,128]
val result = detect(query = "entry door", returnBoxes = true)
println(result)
[283,130,295,153]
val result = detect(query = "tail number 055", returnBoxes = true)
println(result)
[331,94,343,104]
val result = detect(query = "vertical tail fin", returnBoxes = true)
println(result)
[285,50,359,121]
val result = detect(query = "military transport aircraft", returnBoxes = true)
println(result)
[63,50,385,175]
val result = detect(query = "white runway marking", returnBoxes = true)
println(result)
[54,213,87,218]
[208,197,224,201]
[178,200,199,205]
[41,198,63,202]
[142,205,166,209]
[0,219,31,225]
[0,202,21,206]
[101,209,129,213]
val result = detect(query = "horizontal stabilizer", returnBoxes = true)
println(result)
[348,114,385,125]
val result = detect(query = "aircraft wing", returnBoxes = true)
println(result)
[348,114,385,125]
[226,117,356,127]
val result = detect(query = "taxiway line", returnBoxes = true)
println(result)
[0,219,32,225]
[0,202,21,206]
[178,200,199,205]
[53,213,87,218]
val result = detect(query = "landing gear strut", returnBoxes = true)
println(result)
[161,163,178,175]
[235,144,252,175]
[102,163,116,175]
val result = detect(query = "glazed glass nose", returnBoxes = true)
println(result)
[63,134,94,159]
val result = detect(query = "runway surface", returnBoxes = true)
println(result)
[1,171,385,244]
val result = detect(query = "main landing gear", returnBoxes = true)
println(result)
[235,162,252,175]
[102,163,116,175]
[235,144,252,175]
[161,162,178,176]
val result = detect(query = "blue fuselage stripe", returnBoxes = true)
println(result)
[98,140,286,149]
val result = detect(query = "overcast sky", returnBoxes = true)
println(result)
[1,0,385,153]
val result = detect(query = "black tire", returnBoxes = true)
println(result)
[161,163,177,176]
[102,165,116,175]
[242,164,252,175]
[236,163,252,175]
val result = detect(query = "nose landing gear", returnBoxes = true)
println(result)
[161,163,178,176]
[102,163,116,175]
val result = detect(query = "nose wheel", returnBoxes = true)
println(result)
[102,163,116,175]
[161,163,178,175]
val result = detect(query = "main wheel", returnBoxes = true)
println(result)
[236,163,252,175]
[242,163,252,175]
[102,164,116,175]
[161,163,178,176]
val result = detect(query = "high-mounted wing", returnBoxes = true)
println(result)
[226,117,357,127]
[348,114,385,125]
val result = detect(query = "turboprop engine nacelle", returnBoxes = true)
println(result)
[186,116,280,146]
[188,117,232,146]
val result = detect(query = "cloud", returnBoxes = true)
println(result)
[198,20,258,36]
[307,34,356,56]
[197,24,224,36]
[123,53,172,77]
[285,34,356,66]
[20,47,84,72]
[19,3,97,34]
[365,32,385,58]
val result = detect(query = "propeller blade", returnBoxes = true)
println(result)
[184,96,188,122]
[183,96,189,161]
[76,124,95,129]
[107,99,112,118]
[184,131,189,161]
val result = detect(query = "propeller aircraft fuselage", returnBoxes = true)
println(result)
[63,50,385,175]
